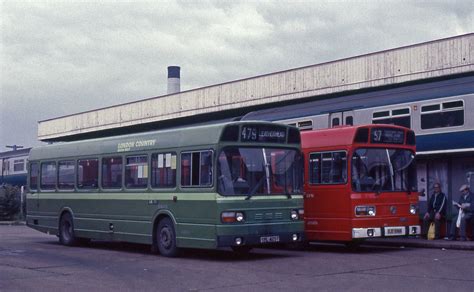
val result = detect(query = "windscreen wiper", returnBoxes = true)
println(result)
[245,176,265,200]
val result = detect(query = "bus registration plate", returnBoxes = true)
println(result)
[260,235,280,243]
[384,227,405,236]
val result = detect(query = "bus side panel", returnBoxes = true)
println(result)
[168,192,218,249]
[304,184,353,241]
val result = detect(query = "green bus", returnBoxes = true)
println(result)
[26,121,304,256]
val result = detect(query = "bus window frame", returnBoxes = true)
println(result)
[57,159,76,192]
[124,154,150,191]
[180,149,214,189]
[308,150,348,185]
[151,151,178,190]
[40,161,57,191]
[77,157,99,191]
[29,161,39,191]
[101,155,124,191]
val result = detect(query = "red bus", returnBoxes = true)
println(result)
[301,124,420,243]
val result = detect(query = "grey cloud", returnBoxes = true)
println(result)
[0,0,472,148]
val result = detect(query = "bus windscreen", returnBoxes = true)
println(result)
[217,147,303,196]
[351,148,417,192]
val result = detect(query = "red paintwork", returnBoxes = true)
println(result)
[301,124,419,242]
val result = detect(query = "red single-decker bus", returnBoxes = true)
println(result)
[302,124,420,243]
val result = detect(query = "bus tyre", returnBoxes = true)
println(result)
[59,213,79,246]
[231,246,252,255]
[157,217,179,257]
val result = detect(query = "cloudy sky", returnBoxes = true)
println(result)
[0,0,472,149]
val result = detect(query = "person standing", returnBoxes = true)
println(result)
[423,183,447,239]
[448,185,473,241]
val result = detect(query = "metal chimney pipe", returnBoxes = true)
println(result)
[167,66,180,94]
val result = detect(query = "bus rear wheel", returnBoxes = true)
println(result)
[59,213,79,246]
[156,217,179,257]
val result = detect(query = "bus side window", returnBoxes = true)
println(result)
[309,153,321,184]
[181,153,191,186]
[181,150,213,187]
[58,160,75,190]
[102,157,123,189]
[125,155,148,189]
[29,162,39,191]
[78,159,99,189]
[41,161,57,190]
[151,152,177,188]
[312,151,347,185]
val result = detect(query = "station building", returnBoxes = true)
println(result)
[37,34,474,222]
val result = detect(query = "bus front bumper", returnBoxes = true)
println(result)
[352,225,420,239]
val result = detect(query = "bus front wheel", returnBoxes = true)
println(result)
[156,217,179,257]
[59,213,79,246]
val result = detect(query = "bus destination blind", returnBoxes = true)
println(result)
[241,125,286,143]
[371,128,405,144]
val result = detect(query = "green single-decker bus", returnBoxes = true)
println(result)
[26,121,304,256]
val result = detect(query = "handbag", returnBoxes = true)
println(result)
[427,222,436,240]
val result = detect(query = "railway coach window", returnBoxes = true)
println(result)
[29,162,39,190]
[125,155,148,188]
[102,157,123,189]
[78,159,99,189]
[372,108,411,128]
[58,160,75,190]
[40,162,56,189]
[421,100,464,129]
[181,150,213,187]
[13,159,25,172]
[151,152,177,188]
[309,151,347,184]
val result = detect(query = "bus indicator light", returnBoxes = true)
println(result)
[221,211,245,223]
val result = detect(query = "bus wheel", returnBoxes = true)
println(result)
[231,246,252,255]
[157,217,179,257]
[59,213,78,246]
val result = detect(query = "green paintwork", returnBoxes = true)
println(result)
[26,121,304,250]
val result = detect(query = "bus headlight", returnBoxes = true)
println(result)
[236,212,244,222]
[221,211,245,223]
[355,206,376,216]
[290,209,304,220]
[409,204,417,215]
[291,210,299,220]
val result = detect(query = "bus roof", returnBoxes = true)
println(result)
[301,124,414,149]
[29,121,295,161]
